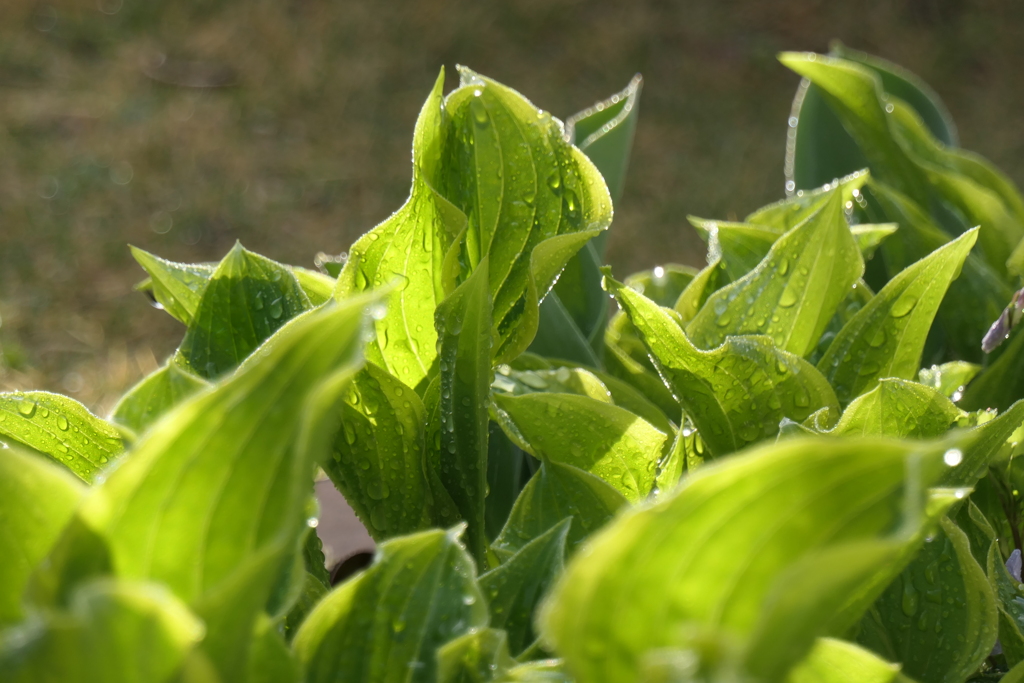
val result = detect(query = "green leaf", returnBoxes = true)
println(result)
[430,258,494,564]
[480,519,569,656]
[34,296,371,678]
[497,660,572,681]
[813,378,960,439]
[111,361,210,436]
[747,170,870,231]
[323,364,435,540]
[988,542,1024,668]
[817,228,977,405]
[856,517,997,683]
[492,460,626,561]
[606,272,839,457]
[866,180,1010,364]
[335,70,461,393]
[624,265,698,308]
[961,328,1024,412]
[545,360,675,434]
[785,638,907,683]
[916,362,981,401]
[687,189,863,357]
[289,266,335,306]
[492,365,614,404]
[567,74,642,208]
[492,393,667,502]
[131,247,215,326]
[779,52,929,203]
[248,613,301,683]
[293,527,487,683]
[1002,659,1024,683]
[539,436,961,683]
[936,400,1024,489]
[437,628,516,683]
[439,67,613,362]
[0,578,204,683]
[689,217,780,280]
[601,339,681,420]
[529,290,601,367]
[673,258,730,325]
[0,391,124,483]
[175,242,312,379]
[0,447,84,624]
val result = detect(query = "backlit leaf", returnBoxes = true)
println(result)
[812,378,960,439]
[111,361,209,436]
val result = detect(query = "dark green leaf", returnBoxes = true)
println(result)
[528,290,601,367]
[687,189,863,357]
[817,229,977,405]
[857,517,997,683]
[606,272,839,457]
[989,542,1024,668]
[480,520,569,656]
[539,436,962,683]
[176,242,311,379]
[0,447,84,624]
[493,393,667,502]
[111,362,209,436]
[673,258,729,325]
[293,527,487,683]
[432,258,493,563]
[0,578,204,683]
[0,391,124,483]
[492,460,626,561]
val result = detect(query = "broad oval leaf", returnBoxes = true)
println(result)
[293,527,487,683]
[687,189,863,356]
[492,392,667,502]
[0,391,124,483]
[785,638,907,683]
[175,242,311,379]
[817,228,977,405]
[480,520,569,657]
[0,447,84,624]
[606,272,839,457]
[539,436,961,683]
[857,517,997,683]
[492,460,626,561]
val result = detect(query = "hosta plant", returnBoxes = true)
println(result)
[5,45,1024,683]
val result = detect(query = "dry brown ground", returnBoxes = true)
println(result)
[1,0,1022,417]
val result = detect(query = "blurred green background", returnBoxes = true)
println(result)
[1,0,1022,414]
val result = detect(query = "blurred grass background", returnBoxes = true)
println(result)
[1,0,1022,414]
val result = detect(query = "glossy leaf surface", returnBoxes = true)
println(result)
[111,362,209,436]
[815,378,960,439]
[0,391,124,483]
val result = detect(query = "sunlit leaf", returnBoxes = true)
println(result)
[817,229,977,405]
[111,362,209,436]
[785,638,907,683]
[810,378,960,439]
[293,527,487,683]
[437,628,516,683]
[0,391,124,483]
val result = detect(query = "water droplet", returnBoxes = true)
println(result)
[777,258,790,276]
[943,448,963,467]
[858,361,880,377]
[253,293,264,310]
[547,172,561,192]
[890,295,917,318]
[56,415,69,430]
[902,576,920,616]
[868,327,886,348]
[778,287,798,308]
[306,517,319,528]
[793,389,810,408]
[17,399,36,417]
[471,98,489,127]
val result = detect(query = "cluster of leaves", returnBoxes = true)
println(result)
[5,45,1024,683]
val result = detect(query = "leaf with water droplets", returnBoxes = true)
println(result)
[935,400,1024,489]
[539,436,962,683]
[294,527,487,683]
[0,446,84,625]
[130,247,215,326]
[817,228,977,405]
[747,169,870,230]
[33,296,373,679]
[916,361,981,401]
[492,460,626,562]
[813,378,961,439]
[492,393,667,502]
[428,259,493,565]
[0,391,124,483]
[0,578,205,683]
[989,542,1024,668]
[439,67,612,363]
[857,517,997,683]
[673,258,730,325]
[606,272,838,457]
[323,363,440,540]
[111,361,210,436]
[479,519,569,657]
[175,242,311,379]
[687,189,863,357]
